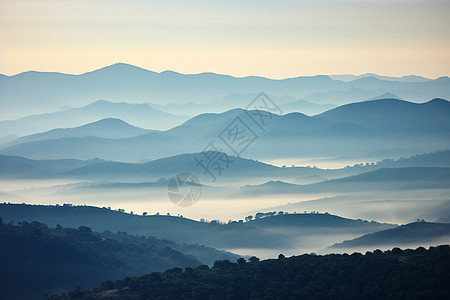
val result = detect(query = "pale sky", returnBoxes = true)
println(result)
[0,0,449,78]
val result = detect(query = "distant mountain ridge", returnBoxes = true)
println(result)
[1,62,449,119]
[1,98,449,162]
[315,98,450,134]
[329,222,450,251]
[9,118,150,145]
[242,167,450,196]
[3,149,436,181]
[0,100,189,137]
[149,93,336,116]
[365,92,402,101]
[329,73,432,82]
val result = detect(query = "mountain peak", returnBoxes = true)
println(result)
[422,98,450,108]
[80,117,134,128]
[87,99,111,106]
[104,62,145,70]
[366,92,402,101]
[82,63,156,76]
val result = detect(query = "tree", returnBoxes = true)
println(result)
[78,226,92,235]
[213,259,234,269]
[249,256,260,263]
[392,247,403,255]
[143,212,148,216]
[245,215,253,222]
[237,258,246,266]
[100,280,115,290]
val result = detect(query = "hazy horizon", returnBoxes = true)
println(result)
[0,62,448,80]
[1,0,449,78]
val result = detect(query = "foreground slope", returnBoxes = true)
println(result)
[47,245,450,300]
[0,220,240,299]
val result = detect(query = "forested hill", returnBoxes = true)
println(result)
[0,220,238,299]
[47,245,450,300]
[0,204,393,249]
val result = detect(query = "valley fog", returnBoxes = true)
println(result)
[2,177,448,225]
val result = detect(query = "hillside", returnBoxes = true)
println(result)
[0,221,197,299]
[248,213,392,231]
[0,204,289,249]
[0,155,104,178]
[316,98,450,134]
[0,218,244,299]
[46,245,450,300]
[377,150,450,168]
[0,204,396,252]
[329,222,450,251]
[0,132,180,162]
[0,152,338,182]
[242,167,450,195]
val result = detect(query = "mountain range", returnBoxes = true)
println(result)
[0,100,189,137]
[150,93,337,116]
[1,146,449,184]
[1,98,449,162]
[1,63,449,119]
[242,167,450,196]
[329,73,431,82]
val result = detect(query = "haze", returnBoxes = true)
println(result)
[1,0,449,78]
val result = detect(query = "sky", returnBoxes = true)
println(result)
[0,0,449,78]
